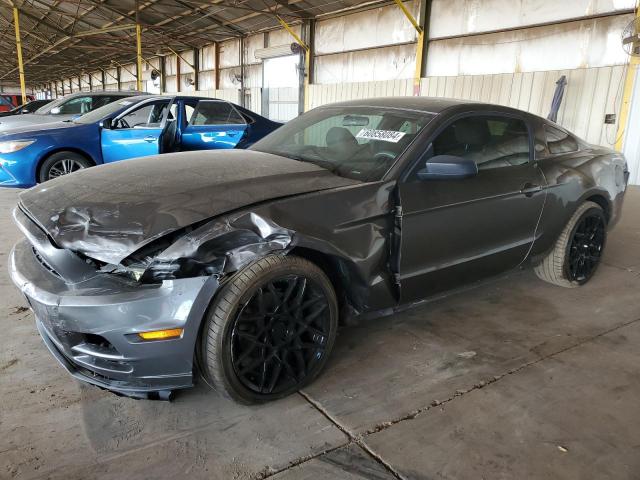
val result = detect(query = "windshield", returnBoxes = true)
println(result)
[34,95,69,114]
[0,96,12,107]
[73,99,138,124]
[250,106,435,181]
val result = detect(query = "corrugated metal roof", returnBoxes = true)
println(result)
[0,0,389,85]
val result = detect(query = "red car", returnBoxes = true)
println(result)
[0,94,35,112]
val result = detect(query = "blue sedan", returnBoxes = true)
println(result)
[0,95,281,187]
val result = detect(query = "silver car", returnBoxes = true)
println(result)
[0,91,144,132]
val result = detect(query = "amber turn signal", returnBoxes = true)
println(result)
[138,328,184,341]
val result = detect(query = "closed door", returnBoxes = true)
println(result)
[399,113,547,302]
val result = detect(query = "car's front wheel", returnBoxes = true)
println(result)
[39,151,93,183]
[200,254,338,403]
[535,201,607,287]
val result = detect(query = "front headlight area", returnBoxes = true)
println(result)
[112,212,294,284]
[0,139,36,154]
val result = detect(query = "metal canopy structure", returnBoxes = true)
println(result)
[0,0,377,86]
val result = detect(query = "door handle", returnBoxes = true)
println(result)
[144,136,157,143]
[520,183,542,197]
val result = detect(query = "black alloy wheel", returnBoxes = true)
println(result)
[230,275,331,395]
[200,255,338,403]
[565,211,606,283]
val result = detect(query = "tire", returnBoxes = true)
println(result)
[38,151,93,183]
[200,254,338,404]
[534,201,607,288]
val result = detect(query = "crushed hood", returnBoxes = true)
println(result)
[19,149,359,264]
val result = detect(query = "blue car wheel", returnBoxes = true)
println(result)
[39,151,93,183]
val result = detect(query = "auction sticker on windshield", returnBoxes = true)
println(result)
[356,129,406,143]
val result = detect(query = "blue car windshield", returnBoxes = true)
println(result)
[250,106,435,181]
[73,99,139,124]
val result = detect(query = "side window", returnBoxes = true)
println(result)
[185,105,195,123]
[190,101,245,126]
[92,96,121,109]
[115,100,169,129]
[57,96,93,114]
[431,115,530,170]
[168,103,178,121]
[545,125,578,154]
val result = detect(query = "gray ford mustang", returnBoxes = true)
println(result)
[10,97,628,402]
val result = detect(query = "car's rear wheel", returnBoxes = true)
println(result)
[39,151,93,183]
[535,201,607,287]
[200,254,338,403]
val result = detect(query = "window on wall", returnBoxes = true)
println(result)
[430,115,531,170]
[545,125,578,154]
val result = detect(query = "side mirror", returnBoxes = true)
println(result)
[50,107,61,115]
[21,109,30,114]
[417,155,478,180]
[100,118,113,129]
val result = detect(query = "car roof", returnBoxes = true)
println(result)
[322,96,488,114]
[61,91,146,98]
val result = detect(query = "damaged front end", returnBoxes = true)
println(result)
[121,212,294,284]
[10,204,295,399]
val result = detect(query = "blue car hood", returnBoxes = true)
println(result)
[0,119,80,138]
[18,150,360,264]
[0,113,77,133]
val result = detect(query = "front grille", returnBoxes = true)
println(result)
[31,246,61,278]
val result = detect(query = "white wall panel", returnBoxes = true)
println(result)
[200,45,216,71]
[315,43,416,84]
[245,33,265,64]
[315,1,418,55]
[429,0,636,38]
[165,55,177,76]
[219,67,242,89]
[309,66,624,149]
[623,67,640,184]
[198,70,215,91]
[189,88,241,103]
[426,14,633,76]
[120,64,136,82]
[219,39,240,68]
[268,26,300,47]
[244,64,263,88]
[179,50,195,74]
[164,76,177,93]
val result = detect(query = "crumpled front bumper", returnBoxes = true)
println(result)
[9,239,218,398]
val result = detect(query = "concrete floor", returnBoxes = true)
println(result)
[1,187,640,480]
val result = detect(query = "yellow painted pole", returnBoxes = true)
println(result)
[414,30,425,96]
[394,0,424,96]
[12,7,27,104]
[136,23,143,91]
[276,16,311,112]
[615,4,640,152]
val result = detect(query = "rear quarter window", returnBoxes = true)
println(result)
[545,125,579,154]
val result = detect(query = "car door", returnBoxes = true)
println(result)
[101,99,170,163]
[398,112,547,303]
[180,100,248,151]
